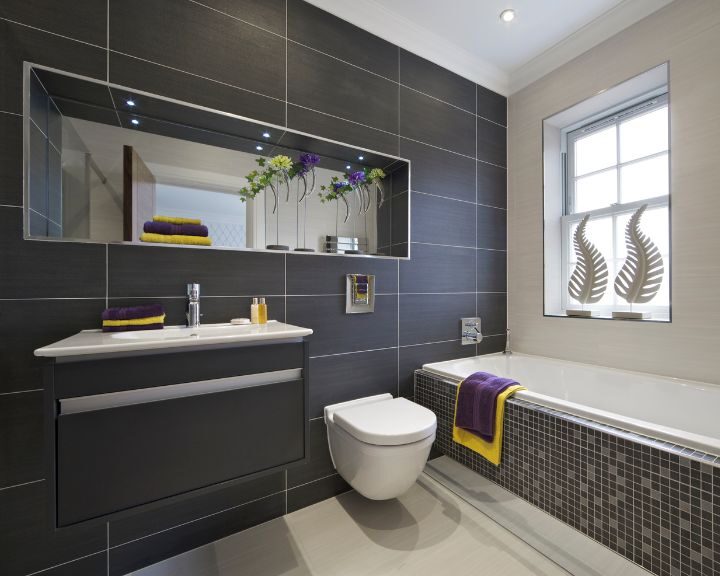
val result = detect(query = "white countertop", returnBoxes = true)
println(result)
[34,321,313,358]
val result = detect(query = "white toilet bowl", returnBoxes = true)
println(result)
[324,394,437,500]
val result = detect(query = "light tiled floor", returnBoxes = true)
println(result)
[131,474,571,576]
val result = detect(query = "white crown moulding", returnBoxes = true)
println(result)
[304,0,674,97]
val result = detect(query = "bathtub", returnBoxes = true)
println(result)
[422,352,720,457]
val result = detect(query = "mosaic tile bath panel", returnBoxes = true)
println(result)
[415,370,719,576]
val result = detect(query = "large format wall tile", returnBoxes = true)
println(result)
[0,391,44,489]
[399,50,475,112]
[200,0,287,35]
[288,0,398,80]
[411,193,476,247]
[286,253,398,295]
[0,0,107,46]
[476,84,507,126]
[288,43,398,133]
[477,117,507,167]
[399,339,475,397]
[477,249,507,293]
[399,293,476,346]
[477,161,507,209]
[477,204,507,250]
[0,113,22,206]
[477,292,507,337]
[287,419,334,488]
[109,0,286,99]
[399,87,475,157]
[400,243,476,294]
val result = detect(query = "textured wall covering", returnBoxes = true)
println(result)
[507,0,720,384]
[0,1,506,575]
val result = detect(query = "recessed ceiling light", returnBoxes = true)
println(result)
[256,145,263,151]
[262,132,271,138]
[346,165,351,170]
[499,9,515,22]
[357,155,364,161]
[130,118,139,125]
[126,99,136,107]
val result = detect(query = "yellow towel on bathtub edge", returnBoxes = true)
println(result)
[102,314,166,327]
[452,384,526,466]
[152,215,202,225]
[140,233,212,246]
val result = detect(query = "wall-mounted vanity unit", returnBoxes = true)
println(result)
[25,64,411,257]
[35,322,312,528]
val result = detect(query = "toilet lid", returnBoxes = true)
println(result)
[333,398,436,446]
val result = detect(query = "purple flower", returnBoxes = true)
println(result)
[333,181,345,192]
[299,153,320,168]
[348,171,366,186]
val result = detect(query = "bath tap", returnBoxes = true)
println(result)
[461,318,483,345]
[186,283,201,328]
[504,329,512,355]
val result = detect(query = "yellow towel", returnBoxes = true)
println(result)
[152,215,202,225]
[102,314,166,327]
[140,233,212,246]
[452,383,526,466]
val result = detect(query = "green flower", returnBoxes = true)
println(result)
[269,155,293,171]
[367,168,386,182]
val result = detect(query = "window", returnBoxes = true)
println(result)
[542,63,670,321]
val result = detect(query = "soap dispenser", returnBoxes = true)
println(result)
[258,297,268,324]
[250,297,260,324]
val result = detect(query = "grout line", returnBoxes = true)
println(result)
[286,472,339,491]
[24,550,108,576]
[397,46,401,153]
[0,478,45,492]
[106,0,110,81]
[106,523,110,576]
[284,469,288,515]
[284,1,288,127]
[287,101,397,138]
[188,0,285,39]
[309,346,398,360]
[412,189,506,210]
[0,204,23,209]
[0,388,43,396]
[0,297,106,302]
[397,259,400,396]
[412,241,507,252]
[0,109,23,117]
[0,17,107,50]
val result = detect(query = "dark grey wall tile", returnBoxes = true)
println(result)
[477,249,507,293]
[391,192,409,247]
[200,296,286,323]
[309,348,397,418]
[0,391,43,489]
[109,493,285,576]
[400,244,476,293]
[399,293,475,346]
[399,340,475,397]
[0,19,106,114]
[477,292,507,337]
[0,298,106,394]
[477,117,506,167]
[109,53,285,126]
[110,472,285,546]
[287,473,350,513]
[399,87,475,157]
[287,419,334,488]
[110,0,285,99]
[0,480,106,576]
[0,113,22,206]
[477,333,506,354]
[400,138,475,202]
[108,244,284,297]
[287,104,398,156]
[288,43,398,133]
[288,0,398,80]
[0,207,106,299]
[287,295,397,356]
[200,0,286,35]
[0,0,107,46]
[399,50,475,112]
[107,297,186,326]
[392,164,409,195]
[286,253,398,295]
[477,204,506,250]
[411,193,475,247]
[477,84,507,126]
[477,161,507,209]
[37,552,108,576]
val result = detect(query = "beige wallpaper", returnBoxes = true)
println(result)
[507,0,720,384]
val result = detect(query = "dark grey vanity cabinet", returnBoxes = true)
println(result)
[44,340,309,528]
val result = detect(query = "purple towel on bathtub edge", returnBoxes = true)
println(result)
[102,323,164,333]
[101,304,165,321]
[143,221,209,237]
[455,372,518,441]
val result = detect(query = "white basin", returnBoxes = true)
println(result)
[34,321,313,358]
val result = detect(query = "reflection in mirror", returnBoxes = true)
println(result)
[26,66,409,257]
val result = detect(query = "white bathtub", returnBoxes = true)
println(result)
[422,353,720,457]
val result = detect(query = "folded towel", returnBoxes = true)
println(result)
[455,372,518,441]
[102,304,165,322]
[153,215,202,225]
[140,232,212,246]
[102,314,166,327]
[102,323,164,333]
[143,221,209,237]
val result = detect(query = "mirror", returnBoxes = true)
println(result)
[25,65,409,257]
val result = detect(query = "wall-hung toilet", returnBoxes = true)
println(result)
[324,394,437,500]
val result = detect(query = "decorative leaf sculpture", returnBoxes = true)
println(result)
[568,215,608,304]
[614,204,664,304]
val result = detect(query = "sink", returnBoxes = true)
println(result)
[34,321,313,358]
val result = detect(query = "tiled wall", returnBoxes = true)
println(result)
[415,371,720,576]
[0,1,507,575]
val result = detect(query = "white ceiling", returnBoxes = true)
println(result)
[304,0,674,95]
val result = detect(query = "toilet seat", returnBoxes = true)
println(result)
[333,397,436,446]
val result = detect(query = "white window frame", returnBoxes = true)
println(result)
[560,93,670,318]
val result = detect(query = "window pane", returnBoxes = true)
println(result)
[574,169,617,212]
[619,106,668,163]
[574,126,616,176]
[620,154,668,203]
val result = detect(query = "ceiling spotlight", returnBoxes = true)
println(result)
[130,118,140,125]
[262,131,271,138]
[126,99,136,107]
[357,155,364,161]
[256,145,264,151]
[499,9,515,22]
[346,165,351,170]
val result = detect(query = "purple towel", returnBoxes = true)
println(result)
[143,221,209,237]
[102,304,165,322]
[102,323,164,333]
[455,372,518,441]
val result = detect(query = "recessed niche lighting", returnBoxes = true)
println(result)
[357,155,364,161]
[346,165,351,170]
[130,118,140,125]
[262,132,271,138]
[126,99,136,107]
[499,9,515,22]
[256,145,263,151]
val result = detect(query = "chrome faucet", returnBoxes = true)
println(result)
[461,318,483,345]
[186,283,201,328]
[504,329,512,355]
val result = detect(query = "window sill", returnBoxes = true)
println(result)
[544,312,670,323]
